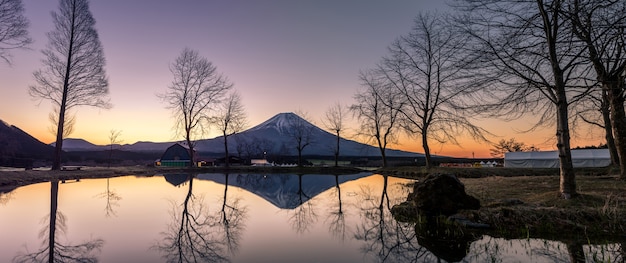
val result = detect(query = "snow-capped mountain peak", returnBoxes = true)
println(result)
[247,112,314,134]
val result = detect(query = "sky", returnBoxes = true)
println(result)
[0,0,606,158]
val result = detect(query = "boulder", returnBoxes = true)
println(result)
[409,173,480,216]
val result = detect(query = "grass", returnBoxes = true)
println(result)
[381,166,626,242]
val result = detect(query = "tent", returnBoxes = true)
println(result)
[504,149,611,168]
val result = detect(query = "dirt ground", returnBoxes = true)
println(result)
[384,166,626,240]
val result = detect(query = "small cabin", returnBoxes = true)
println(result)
[158,143,196,167]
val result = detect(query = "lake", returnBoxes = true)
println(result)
[0,173,622,262]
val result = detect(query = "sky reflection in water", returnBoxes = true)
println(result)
[0,173,623,262]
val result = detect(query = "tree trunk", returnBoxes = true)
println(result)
[52,109,65,170]
[48,180,59,263]
[186,136,195,168]
[222,173,229,215]
[556,91,577,198]
[422,130,432,169]
[224,132,230,167]
[606,80,626,180]
[376,137,387,168]
[602,90,620,165]
[334,131,340,167]
[52,1,77,171]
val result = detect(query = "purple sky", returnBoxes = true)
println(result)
[0,0,600,157]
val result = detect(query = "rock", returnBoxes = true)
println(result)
[411,173,480,216]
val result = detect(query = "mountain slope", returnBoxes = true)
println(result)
[0,120,55,160]
[195,112,421,157]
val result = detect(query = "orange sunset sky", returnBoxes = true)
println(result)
[0,1,605,158]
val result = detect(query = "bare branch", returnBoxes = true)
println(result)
[28,0,109,170]
[0,0,31,65]
[158,48,232,166]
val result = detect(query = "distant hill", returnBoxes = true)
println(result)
[0,119,55,162]
[55,112,424,158]
[50,138,102,151]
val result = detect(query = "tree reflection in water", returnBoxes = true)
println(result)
[325,174,347,241]
[218,173,247,255]
[93,178,121,217]
[288,174,318,234]
[465,236,626,262]
[154,174,247,263]
[13,180,104,263]
[354,175,429,262]
[0,190,13,205]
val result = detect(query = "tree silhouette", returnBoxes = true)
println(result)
[456,0,593,198]
[159,48,232,167]
[284,112,315,167]
[154,175,229,262]
[322,103,348,167]
[351,71,403,168]
[213,92,247,167]
[106,129,123,168]
[568,0,626,179]
[13,180,104,263]
[29,0,110,170]
[376,12,490,168]
[0,0,31,64]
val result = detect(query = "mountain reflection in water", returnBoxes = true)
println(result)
[0,173,623,262]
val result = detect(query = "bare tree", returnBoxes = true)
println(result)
[107,129,122,168]
[285,111,315,167]
[0,0,31,64]
[322,102,347,167]
[455,0,593,198]
[29,0,110,171]
[573,89,619,165]
[378,12,490,168]
[567,0,626,179]
[351,70,403,168]
[159,48,232,167]
[212,91,247,167]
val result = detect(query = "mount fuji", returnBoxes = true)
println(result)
[57,112,423,157]
[196,112,422,157]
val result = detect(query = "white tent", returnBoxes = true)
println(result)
[504,149,611,168]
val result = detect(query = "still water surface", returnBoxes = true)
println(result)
[0,173,622,262]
